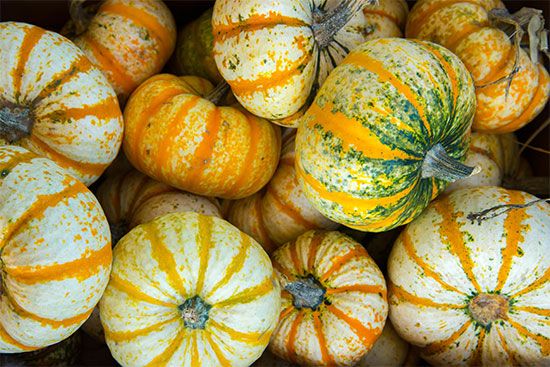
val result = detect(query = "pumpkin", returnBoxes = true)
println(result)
[296,38,476,232]
[0,22,123,186]
[169,8,223,84]
[224,130,338,253]
[358,321,413,367]
[270,230,388,366]
[362,0,409,40]
[123,74,281,199]
[0,146,111,352]
[212,0,379,124]
[70,0,176,102]
[100,212,280,366]
[388,186,550,366]
[406,0,550,133]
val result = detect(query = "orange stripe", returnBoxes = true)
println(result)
[343,51,431,137]
[214,277,274,308]
[514,306,550,317]
[401,231,466,295]
[327,284,386,295]
[286,311,304,362]
[6,244,111,285]
[266,186,317,230]
[476,43,514,86]
[279,306,294,322]
[507,318,550,354]
[36,55,94,101]
[0,322,38,351]
[42,96,120,121]
[81,35,135,93]
[422,320,472,355]
[313,312,334,365]
[511,267,550,298]
[204,332,231,366]
[110,273,174,307]
[195,215,213,294]
[104,317,178,342]
[289,240,303,276]
[389,282,465,309]
[434,197,482,292]
[28,135,108,176]
[208,319,271,345]
[13,26,46,96]
[470,327,486,365]
[307,231,326,275]
[0,151,36,178]
[327,305,381,348]
[496,191,529,291]
[496,326,520,365]
[444,23,485,52]
[253,192,274,252]
[273,256,294,279]
[319,247,367,282]
[143,327,187,367]
[362,8,399,24]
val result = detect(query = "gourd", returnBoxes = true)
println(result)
[0,146,111,352]
[212,0,379,124]
[68,0,177,102]
[0,22,123,185]
[270,230,387,366]
[357,321,413,367]
[388,186,550,366]
[100,212,280,366]
[406,0,550,133]
[296,38,476,232]
[362,0,409,39]
[123,74,281,199]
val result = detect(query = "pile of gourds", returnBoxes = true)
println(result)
[0,0,548,366]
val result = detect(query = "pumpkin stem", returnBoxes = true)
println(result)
[312,0,376,49]
[0,101,34,144]
[468,293,509,327]
[205,81,230,105]
[467,197,549,224]
[60,0,100,38]
[421,143,480,182]
[178,295,212,330]
[284,275,326,310]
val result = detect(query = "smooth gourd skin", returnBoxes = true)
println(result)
[72,0,176,102]
[0,22,123,186]
[100,212,280,367]
[0,146,112,352]
[362,0,409,39]
[296,38,476,232]
[357,321,411,367]
[388,186,550,366]
[123,74,281,199]
[270,230,388,366]
[406,0,550,133]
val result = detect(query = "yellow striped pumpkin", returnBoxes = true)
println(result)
[0,146,111,352]
[0,22,123,186]
[212,0,379,123]
[362,0,409,39]
[123,74,281,199]
[296,37,476,232]
[100,212,280,366]
[270,230,388,366]
[406,0,550,133]
[388,186,550,366]
[71,0,176,102]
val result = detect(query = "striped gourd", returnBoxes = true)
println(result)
[224,130,338,253]
[0,22,123,185]
[100,212,280,366]
[212,0,379,124]
[270,230,387,366]
[362,0,409,39]
[388,186,550,366]
[296,38,476,232]
[358,321,415,367]
[406,0,550,133]
[0,146,111,352]
[123,74,281,199]
[71,0,176,102]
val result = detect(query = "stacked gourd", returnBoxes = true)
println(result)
[1,0,549,366]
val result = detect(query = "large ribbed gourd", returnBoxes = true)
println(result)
[0,146,111,352]
[296,38,476,232]
[389,186,550,366]
[406,0,550,133]
[100,212,280,366]
[0,22,123,185]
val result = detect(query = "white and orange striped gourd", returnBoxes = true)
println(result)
[389,186,550,365]
[362,0,409,39]
[0,146,111,352]
[270,230,388,366]
[71,0,176,102]
[358,320,415,367]
[406,0,550,133]
[100,212,280,366]
[0,22,123,185]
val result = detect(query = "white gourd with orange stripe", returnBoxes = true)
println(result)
[0,22,123,185]
[100,212,280,366]
[0,146,112,352]
[357,320,414,367]
[270,230,388,366]
[388,186,550,366]
[362,0,409,39]
[71,0,176,102]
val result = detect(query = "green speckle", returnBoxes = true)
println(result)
[1,169,9,178]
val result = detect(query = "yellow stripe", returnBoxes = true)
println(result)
[512,268,550,298]
[209,319,271,345]
[514,306,550,317]
[507,318,550,355]
[190,332,201,367]
[204,332,231,366]
[214,277,274,308]
[110,273,174,307]
[422,320,472,356]
[13,26,46,97]
[195,215,213,294]
[0,322,38,351]
[104,317,179,342]
[143,327,188,367]
[390,282,465,309]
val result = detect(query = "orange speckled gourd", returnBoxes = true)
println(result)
[100,212,280,366]
[270,230,387,366]
[72,0,176,102]
[0,22,123,185]
[123,74,281,199]
[0,146,111,352]
[362,0,409,39]
[406,0,550,133]
[389,186,550,366]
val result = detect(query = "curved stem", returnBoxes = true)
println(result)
[284,276,326,310]
[205,81,230,105]
[467,197,549,224]
[421,143,479,181]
